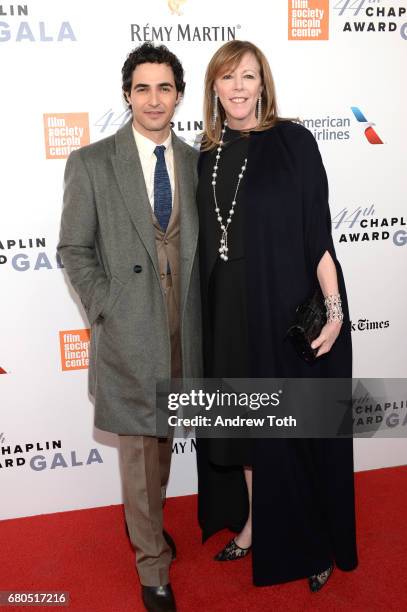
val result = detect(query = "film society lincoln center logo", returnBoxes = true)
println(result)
[288,0,329,40]
[43,113,90,160]
[59,329,90,371]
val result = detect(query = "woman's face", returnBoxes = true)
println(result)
[214,52,262,130]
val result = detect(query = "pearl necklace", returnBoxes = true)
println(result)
[211,122,248,262]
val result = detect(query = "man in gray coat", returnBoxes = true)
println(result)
[58,43,201,612]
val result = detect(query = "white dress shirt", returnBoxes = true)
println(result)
[132,125,175,211]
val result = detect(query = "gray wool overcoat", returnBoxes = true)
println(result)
[58,119,202,435]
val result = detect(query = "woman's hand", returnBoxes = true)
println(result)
[311,320,342,357]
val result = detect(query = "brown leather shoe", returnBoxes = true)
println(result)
[141,584,176,611]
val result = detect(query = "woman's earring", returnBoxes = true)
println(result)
[212,92,218,130]
[256,95,262,121]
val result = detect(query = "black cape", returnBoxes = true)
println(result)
[196,122,358,586]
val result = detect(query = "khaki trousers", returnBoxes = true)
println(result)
[119,434,173,586]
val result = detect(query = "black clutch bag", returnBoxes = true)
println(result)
[287,289,327,363]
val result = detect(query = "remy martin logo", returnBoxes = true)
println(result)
[131,23,238,42]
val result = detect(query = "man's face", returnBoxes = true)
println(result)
[126,62,181,139]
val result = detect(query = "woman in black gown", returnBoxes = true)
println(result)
[196,40,358,591]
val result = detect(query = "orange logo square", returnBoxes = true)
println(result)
[43,113,90,159]
[288,0,329,40]
[59,329,90,371]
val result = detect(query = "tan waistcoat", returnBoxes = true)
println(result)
[152,176,181,378]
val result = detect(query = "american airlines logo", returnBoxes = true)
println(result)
[351,106,384,144]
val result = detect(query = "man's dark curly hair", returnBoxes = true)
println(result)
[122,42,186,107]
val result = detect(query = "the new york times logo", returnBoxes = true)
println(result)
[172,439,196,454]
[0,4,77,43]
[351,319,390,332]
[130,23,239,43]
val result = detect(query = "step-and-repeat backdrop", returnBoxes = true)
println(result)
[1,0,406,520]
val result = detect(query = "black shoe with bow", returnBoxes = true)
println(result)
[214,537,252,561]
[308,564,334,592]
[141,583,176,612]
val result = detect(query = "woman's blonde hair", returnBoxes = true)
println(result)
[202,40,281,150]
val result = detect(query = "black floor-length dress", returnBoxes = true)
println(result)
[196,127,252,534]
[198,127,251,463]
[196,121,358,586]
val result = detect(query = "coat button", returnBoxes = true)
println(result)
[133,264,142,273]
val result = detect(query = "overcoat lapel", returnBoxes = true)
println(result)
[111,120,160,279]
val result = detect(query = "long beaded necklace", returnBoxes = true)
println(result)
[211,121,248,262]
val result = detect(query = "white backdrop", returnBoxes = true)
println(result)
[1,0,406,520]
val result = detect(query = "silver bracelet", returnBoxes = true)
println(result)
[324,294,344,322]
